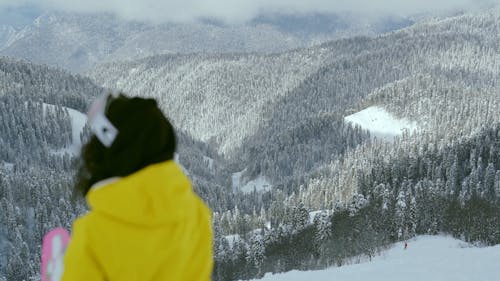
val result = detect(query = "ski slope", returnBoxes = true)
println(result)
[252,235,500,281]
[345,106,417,139]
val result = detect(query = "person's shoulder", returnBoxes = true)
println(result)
[71,212,97,232]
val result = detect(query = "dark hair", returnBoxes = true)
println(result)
[75,94,176,196]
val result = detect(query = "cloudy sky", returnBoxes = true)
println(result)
[0,0,498,26]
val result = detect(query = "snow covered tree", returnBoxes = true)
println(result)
[395,191,407,240]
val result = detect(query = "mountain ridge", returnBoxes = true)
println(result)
[0,11,413,73]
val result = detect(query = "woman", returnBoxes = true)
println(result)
[62,94,213,281]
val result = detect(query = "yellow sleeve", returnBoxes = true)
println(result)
[195,201,214,281]
[61,218,105,281]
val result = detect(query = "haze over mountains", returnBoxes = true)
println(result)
[0,5,499,281]
[0,11,413,72]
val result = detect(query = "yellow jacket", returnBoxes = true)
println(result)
[62,160,213,281]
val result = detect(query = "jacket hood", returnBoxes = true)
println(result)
[86,160,194,226]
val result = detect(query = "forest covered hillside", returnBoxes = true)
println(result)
[0,57,235,279]
[89,9,499,197]
[88,10,499,279]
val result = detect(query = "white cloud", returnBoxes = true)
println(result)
[0,0,498,23]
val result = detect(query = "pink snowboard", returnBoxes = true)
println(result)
[41,228,70,281]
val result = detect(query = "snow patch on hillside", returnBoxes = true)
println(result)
[66,108,87,155]
[43,103,87,156]
[1,161,14,171]
[251,235,500,281]
[232,171,244,192]
[203,156,214,170]
[241,175,272,194]
[232,171,272,194]
[345,106,417,139]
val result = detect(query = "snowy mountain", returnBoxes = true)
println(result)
[0,11,412,73]
[0,13,138,73]
[1,7,500,281]
[88,8,500,196]
[252,235,500,281]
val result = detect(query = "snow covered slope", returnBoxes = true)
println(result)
[252,235,500,281]
[345,106,418,139]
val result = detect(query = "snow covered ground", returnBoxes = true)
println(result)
[252,235,500,281]
[345,106,417,139]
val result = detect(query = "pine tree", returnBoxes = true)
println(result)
[291,202,309,232]
[407,196,417,238]
[313,211,332,259]
[395,190,407,240]
[483,163,496,200]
